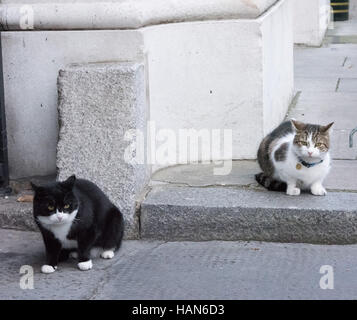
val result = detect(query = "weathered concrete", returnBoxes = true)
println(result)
[1,159,357,235]
[151,160,357,192]
[326,160,357,191]
[152,161,259,188]
[326,21,357,44]
[141,186,357,243]
[57,62,150,239]
[294,45,357,79]
[338,78,357,92]
[2,229,357,300]
[0,196,35,232]
[293,0,330,46]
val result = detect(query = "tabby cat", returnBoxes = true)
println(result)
[255,119,334,196]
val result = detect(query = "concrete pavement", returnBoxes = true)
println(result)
[325,20,357,44]
[1,229,357,300]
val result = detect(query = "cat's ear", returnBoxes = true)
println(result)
[61,175,76,190]
[291,119,306,131]
[321,122,334,133]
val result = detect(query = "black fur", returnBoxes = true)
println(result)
[256,121,293,192]
[32,175,124,268]
[255,172,287,192]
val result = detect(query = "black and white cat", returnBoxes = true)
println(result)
[31,175,124,273]
[256,119,334,196]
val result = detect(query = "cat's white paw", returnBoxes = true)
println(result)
[286,187,301,196]
[311,185,327,196]
[41,265,57,274]
[78,260,93,271]
[69,251,78,259]
[101,250,115,259]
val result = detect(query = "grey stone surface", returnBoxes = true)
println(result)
[288,92,357,159]
[57,62,150,239]
[326,21,357,44]
[0,229,160,300]
[294,44,357,79]
[1,159,356,235]
[294,77,338,93]
[289,92,357,130]
[2,228,357,300]
[326,160,357,191]
[141,186,357,243]
[0,197,36,232]
[151,160,357,192]
[152,161,258,188]
[337,78,357,92]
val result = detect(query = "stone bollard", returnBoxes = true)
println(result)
[57,62,150,239]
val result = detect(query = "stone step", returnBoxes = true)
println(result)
[2,160,357,245]
[140,185,357,244]
[0,196,35,232]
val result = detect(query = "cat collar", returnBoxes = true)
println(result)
[297,157,323,169]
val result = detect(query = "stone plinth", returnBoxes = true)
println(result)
[57,62,150,239]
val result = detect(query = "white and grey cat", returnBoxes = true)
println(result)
[256,119,334,196]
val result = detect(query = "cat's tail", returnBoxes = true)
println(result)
[255,172,287,192]
[103,206,124,252]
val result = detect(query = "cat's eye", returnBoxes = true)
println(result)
[64,204,70,209]
[316,143,325,148]
[299,141,308,146]
[48,205,55,211]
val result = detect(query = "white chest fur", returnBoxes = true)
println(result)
[48,223,78,249]
[272,137,331,188]
[38,210,78,249]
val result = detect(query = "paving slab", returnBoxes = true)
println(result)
[289,92,357,130]
[337,78,357,92]
[152,161,259,188]
[332,129,357,160]
[0,229,160,300]
[289,93,357,159]
[152,160,357,192]
[294,77,338,93]
[328,21,357,37]
[292,41,357,161]
[326,21,357,44]
[327,160,357,191]
[294,44,357,79]
[2,229,357,300]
